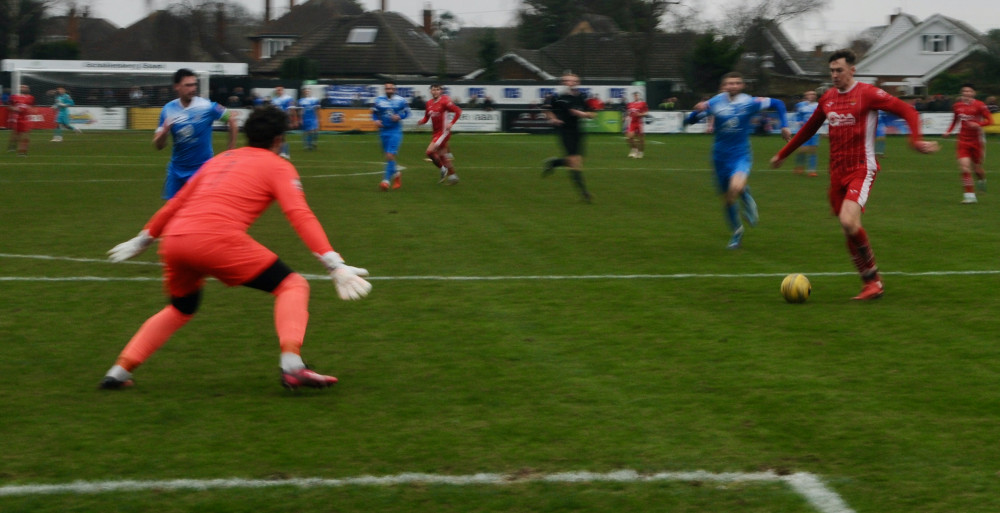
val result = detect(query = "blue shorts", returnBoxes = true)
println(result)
[802,134,819,147]
[301,119,318,131]
[713,154,752,192]
[57,113,71,126]
[380,130,403,155]
[162,164,200,199]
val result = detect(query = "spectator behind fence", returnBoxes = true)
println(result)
[986,96,1000,113]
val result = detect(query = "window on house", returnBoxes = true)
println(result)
[347,27,378,44]
[921,34,954,53]
[262,38,295,59]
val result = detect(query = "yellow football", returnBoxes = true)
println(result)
[780,274,811,303]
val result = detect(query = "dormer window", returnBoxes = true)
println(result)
[347,27,378,44]
[921,34,953,53]
[262,38,295,59]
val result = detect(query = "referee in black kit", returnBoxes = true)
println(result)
[543,72,596,202]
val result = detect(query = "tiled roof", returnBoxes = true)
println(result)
[521,31,696,80]
[85,10,249,62]
[39,15,120,56]
[252,0,363,37]
[252,11,476,78]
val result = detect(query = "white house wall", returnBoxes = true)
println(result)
[856,19,976,77]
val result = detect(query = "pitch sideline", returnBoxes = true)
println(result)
[0,468,855,512]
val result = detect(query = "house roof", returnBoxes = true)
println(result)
[251,11,477,78]
[869,12,921,52]
[857,12,988,83]
[39,15,120,55]
[251,0,363,38]
[758,21,826,76]
[507,31,695,81]
[85,9,249,62]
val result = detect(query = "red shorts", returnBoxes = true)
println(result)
[829,167,878,215]
[626,122,643,135]
[158,232,278,297]
[957,140,984,164]
[428,131,452,152]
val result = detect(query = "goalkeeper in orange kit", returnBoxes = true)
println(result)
[100,106,371,391]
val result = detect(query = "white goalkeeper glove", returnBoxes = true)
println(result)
[108,230,154,262]
[316,251,372,301]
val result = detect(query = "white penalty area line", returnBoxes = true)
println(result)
[0,468,855,512]
[3,269,1000,283]
[2,253,1000,282]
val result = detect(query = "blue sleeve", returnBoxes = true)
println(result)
[398,100,411,120]
[769,99,788,128]
[685,110,707,125]
[371,104,379,121]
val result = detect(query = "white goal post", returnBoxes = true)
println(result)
[1,59,247,105]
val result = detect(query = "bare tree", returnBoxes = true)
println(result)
[720,0,825,36]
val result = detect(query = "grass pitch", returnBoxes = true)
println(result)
[1,129,999,512]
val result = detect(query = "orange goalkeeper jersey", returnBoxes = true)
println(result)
[144,146,334,256]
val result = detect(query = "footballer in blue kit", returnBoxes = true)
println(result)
[372,81,411,190]
[154,68,238,199]
[298,87,321,151]
[792,90,820,176]
[686,72,790,249]
[270,85,298,159]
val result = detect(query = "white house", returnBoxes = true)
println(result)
[855,12,988,95]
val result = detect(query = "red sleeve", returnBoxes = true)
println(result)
[143,169,208,237]
[777,105,827,160]
[447,101,462,125]
[979,103,994,127]
[869,89,922,147]
[946,107,959,134]
[270,162,334,255]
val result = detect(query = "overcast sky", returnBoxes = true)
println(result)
[82,0,1000,49]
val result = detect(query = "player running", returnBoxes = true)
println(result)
[792,90,820,176]
[154,68,238,199]
[942,82,993,203]
[625,92,649,158]
[298,86,321,151]
[686,72,790,249]
[372,81,411,191]
[270,85,298,159]
[417,84,462,184]
[100,106,371,391]
[52,86,82,142]
[771,49,939,300]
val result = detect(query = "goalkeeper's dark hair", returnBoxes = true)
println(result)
[244,106,288,148]
[173,68,196,84]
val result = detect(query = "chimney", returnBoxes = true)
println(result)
[265,0,271,22]
[423,5,433,36]
[289,0,295,11]
[813,44,824,57]
[216,4,226,44]
[68,7,79,43]
[889,8,902,24]
[381,0,387,11]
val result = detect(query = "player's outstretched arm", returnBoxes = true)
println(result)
[316,251,372,300]
[108,230,154,262]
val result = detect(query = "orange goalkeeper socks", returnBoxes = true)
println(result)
[274,273,310,355]
[116,305,192,371]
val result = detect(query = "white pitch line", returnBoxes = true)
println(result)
[0,468,856,513]
[5,269,1000,283]
[3,253,1000,282]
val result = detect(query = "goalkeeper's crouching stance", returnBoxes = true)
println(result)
[100,106,371,391]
